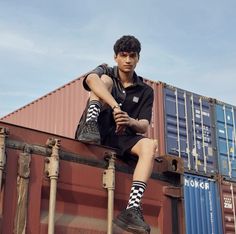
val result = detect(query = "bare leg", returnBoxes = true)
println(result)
[130,138,158,182]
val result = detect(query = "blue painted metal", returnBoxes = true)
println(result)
[164,85,217,175]
[215,103,236,180]
[184,174,223,234]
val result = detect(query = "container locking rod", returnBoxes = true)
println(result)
[0,127,8,190]
[45,138,60,234]
[103,152,116,234]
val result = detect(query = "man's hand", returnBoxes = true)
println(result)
[113,108,130,134]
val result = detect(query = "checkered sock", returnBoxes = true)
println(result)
[86,100,102,122]
[126,181,147,209]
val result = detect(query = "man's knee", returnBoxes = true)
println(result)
[101,74,113,92]
[132,138,158,158]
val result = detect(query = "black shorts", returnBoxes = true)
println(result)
[102,134,146,158]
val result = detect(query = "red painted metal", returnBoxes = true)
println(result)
[219,178,236,234]
[0,122,185,234]
[0,77,167,157]
[0,77,89,138]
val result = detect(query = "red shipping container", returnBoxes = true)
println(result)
[219,178,236,234]
[0,121,185,234]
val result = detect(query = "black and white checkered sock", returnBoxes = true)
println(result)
[86,100,102,122]
[126,181,147,209]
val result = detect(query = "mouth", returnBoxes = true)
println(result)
[124,65,132,68]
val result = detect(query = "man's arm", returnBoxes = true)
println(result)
[114,110,149,134]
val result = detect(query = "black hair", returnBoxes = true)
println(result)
[113,35,141,55]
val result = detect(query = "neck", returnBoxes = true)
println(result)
[118,69,134,82]
[118,69,134,88]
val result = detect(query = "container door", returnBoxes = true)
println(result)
[220,180,236,233]
[164,86,217,175]
[190,95,216,175]
[184,174,223,234]
[165,88,191,169]
[215,104,236,180]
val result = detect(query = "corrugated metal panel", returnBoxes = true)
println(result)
[0,121,185,234]
[164,85,217,176]
[183,174,223,234]
[144,80,166,155]
[0,77,89,138]
[0,77,166,148]
[215,101,236,180]
[219,179,236,234]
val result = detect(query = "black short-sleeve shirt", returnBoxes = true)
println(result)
[82,64,154,155]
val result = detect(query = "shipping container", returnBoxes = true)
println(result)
[162,84,217,176]
[0,121,185,234]
[183,173,223,234]
[1,77,218,177]
[219,178,236,234]
[0,77,89,138]
[215,101,236,180]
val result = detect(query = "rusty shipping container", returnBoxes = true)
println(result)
[1,76,218,177]
[0,121,185,234]
[219,178,236,234]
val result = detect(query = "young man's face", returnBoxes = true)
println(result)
[114,51,139,73]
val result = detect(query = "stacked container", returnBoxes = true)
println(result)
[214,101,236,233]
[146,83,224,234]
[215,101,236,181]
[2,76,236,233]
[183,174,223,234]
[163,84,217,176]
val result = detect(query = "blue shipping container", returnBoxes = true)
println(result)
[164,85,217,175]
[184,174,223,234]
[215,102,236,180]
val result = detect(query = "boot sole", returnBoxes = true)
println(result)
[113,219,150,234]
[77,138,101,145]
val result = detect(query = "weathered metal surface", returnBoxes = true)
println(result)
[219,178,236,234]
[14,150,31,234]
[45,138,60,234]
[103,153,116,234]
[0,122,185,234]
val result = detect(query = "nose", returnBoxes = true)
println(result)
[125,56,131,63]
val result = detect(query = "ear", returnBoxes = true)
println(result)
[114,54,117,62]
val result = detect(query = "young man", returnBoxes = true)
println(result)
[75,35,158,233]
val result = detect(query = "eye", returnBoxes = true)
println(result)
[119,52,127,57]
[129,52,138,58]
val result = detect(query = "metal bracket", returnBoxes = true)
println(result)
[45,138,60,179]
[103,152,116,189]
[155,154,184,175]
[0,126,9,171]
[14,144,32,234]
[18,152,31,179]
[163,185,183,199]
